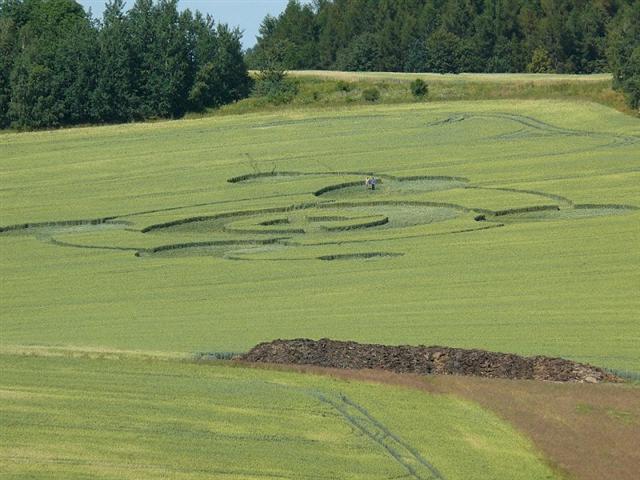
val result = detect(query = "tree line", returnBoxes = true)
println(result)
[0,0,251,129]
[1,0,638,131]
[248,0,640,108]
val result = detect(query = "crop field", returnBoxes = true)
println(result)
[1,97,639,478]
[2,99,638,370]
[288,70,613,83]
[0,351,560,480]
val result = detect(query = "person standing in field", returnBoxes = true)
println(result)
[365,176,377,190]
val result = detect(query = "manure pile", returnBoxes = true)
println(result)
[241,338,620,383]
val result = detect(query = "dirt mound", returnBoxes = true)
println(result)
[240,338,620,383]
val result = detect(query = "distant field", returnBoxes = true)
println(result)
[0,352,557,480]
[225,71,631,119]
[1,99,639,371]
[287,70,613,83]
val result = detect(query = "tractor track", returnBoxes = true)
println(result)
[428,112,640,147]
[310,391,445,480]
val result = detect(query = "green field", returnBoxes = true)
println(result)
[0,352,557,479]
[1,95,639,479]
[2,99,638,370]
[223,71,631,117]
[287,70,613,83]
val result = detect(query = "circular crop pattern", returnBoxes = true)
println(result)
[1,170,636,262]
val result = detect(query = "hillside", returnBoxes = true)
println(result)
[2,99,638,371]
[213,72,634,117]
[1,77,639,479]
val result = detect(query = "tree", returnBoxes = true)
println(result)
[187,11,218,111]
[213,24,252,104]
[250,0,622,76]
[253,39,298,104]
[126,0,190,119]
[607,1,640,110]
[474,0,527,72]
[154,0,191,117]
[426,29,466,74]
[527,47,554,73]
[94,0,134,122]
[567,1,610,73]
[125,0,154,118]
[250,1,319,70]
[410,78,428,97]
[404,38,428,72]
[0,12,17,127]
[373,0,403,71]
[58,15,100,124]
[2,0,252,129]
[335,32,380,71]
[275,0,318,69]
[7,0,97,128]
[189,23,251,110]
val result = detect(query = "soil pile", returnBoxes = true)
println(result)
[241,338,620,383]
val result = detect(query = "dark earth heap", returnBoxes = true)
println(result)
[241,338,620,383]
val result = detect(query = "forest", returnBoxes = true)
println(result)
[249,0,639,107]
[0,0,251,129]
[1,0,638,130]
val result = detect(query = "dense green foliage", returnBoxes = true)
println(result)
[248,0,631,76]
[0,0,251,129]
[1,99,638,371]
[410,78,429,97]
[362,86,380,101]
[251,39,300,104]
[607,1,640,110]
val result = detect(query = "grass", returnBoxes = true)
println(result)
[1,80,639,479]
[0,352,558,480]
[285,71,614,83]
[263,363,639,480]
[1,99,638,371]
[202,71,636,118]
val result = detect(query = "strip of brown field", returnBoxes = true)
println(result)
[238,361,640,480]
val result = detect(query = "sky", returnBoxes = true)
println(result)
[77,0,291,49]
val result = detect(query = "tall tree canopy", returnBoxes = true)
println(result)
[250,0,632,76]
[607,1,640,109]
[0,0,251,129]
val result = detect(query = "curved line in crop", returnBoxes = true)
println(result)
[467,186,574,207]
[317,252,403,261]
